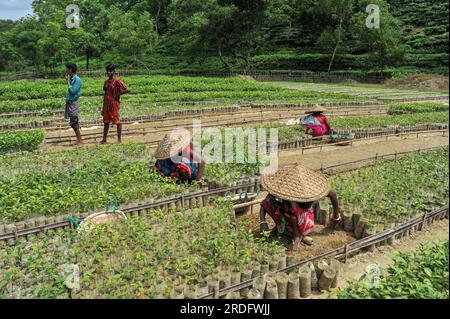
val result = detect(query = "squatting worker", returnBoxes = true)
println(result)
[300,104,333,137]
[259,164,341,251]
[100,63,131,144]
[65,63,83,146]
[149,132,205,182]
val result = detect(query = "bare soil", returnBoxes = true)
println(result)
[385,74,449,92]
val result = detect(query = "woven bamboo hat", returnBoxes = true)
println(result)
[306,104,327,114]
[154,130,191,160]
[261,164,331,202]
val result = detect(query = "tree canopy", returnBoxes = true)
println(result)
[0,0,447,73]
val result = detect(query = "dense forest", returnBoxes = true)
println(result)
[0,0,448,74]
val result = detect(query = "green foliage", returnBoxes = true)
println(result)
[106,10,157,59]
[0,75,364,114]
[0,143,196,221]
[0,141,260,222]
[0,129,44,153]
[389,0,449,52]
[330,112,449,129]
[0,0,446,73]
[334,241,449,299]
[0,203,284,299]
[331,148,449,225]
[389,102,449,114]
[351,0,407,70]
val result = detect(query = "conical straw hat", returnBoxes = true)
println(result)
[154,130,191,160]
[261,164,331,202]
[305,104,327,114]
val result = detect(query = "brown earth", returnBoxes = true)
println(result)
[385,73,449,92]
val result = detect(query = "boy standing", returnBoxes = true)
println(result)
[100,64,131,144]
[65,63,83,146]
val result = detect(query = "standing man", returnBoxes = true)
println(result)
[65,63,83,146]
[100,63,131,144]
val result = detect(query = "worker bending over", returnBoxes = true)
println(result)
[300,104,333,137]
[259,164,341,251]
[150,132,205,182]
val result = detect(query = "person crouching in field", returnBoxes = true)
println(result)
[65,63,83,146]
[149,132,206,183]
[259,164,341,251]
[100,64,130,144]
[300,104,333,137]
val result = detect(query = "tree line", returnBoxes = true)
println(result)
[0,0,443,73]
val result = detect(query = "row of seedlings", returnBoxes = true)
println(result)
[382,96,449,103]
[0,177,260,245]
[249,101,386,110]
[176,205,450,299]
[51,105,242,128]
[0,120,55,130]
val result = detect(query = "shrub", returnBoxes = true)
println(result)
[0,129,44,153]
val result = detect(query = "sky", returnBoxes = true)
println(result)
[0,0,34,20]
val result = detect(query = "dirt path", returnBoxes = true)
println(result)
[279,132,449,170]
[322,218,449,298]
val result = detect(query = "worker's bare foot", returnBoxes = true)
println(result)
[117,139,122,144]
[75,141,84,147]
[99,140,107,145]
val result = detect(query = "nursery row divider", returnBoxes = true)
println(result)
[43,108,389,144]
[321,145,446,171]
[140,127,447,152]
[286,128,448,154]
[34,102,385,134]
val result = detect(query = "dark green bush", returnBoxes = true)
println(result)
[0,129,44,153]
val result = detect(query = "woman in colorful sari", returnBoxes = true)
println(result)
[300,104,333,137]
[259,164,341,251]
[150,132,205,182]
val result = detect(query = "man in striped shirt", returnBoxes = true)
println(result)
[100,63,131,144]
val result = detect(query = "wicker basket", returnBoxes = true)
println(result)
[78,211,127,233]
